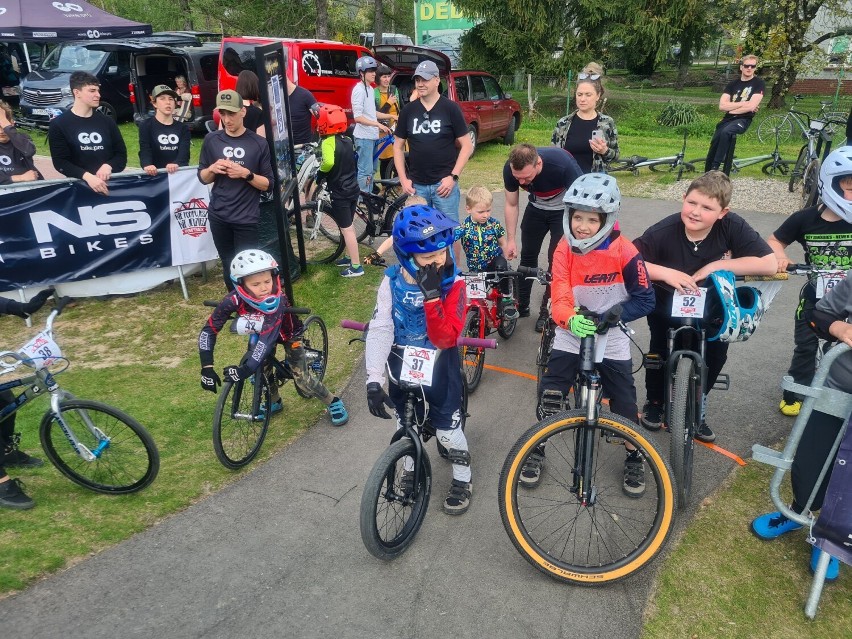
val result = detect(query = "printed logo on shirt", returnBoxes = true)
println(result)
[411,117,442,135]
[223,146,245,159]
[52,2,83,11]
[0,155,11,166]
[77,131,104,151]
[158,134,180,145]
[583,272,618,284]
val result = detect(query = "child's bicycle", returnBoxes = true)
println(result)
[498,309,677,585]
[458,269,520,392]
[0,298,160,494]
[342,319,496,560]
[514,266,557,389]
[202,301,328,469]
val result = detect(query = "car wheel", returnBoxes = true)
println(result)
[467,124,478,156]
[97,101,117,122]
[502,116,517,145]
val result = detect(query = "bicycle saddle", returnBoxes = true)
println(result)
[627,155,648,164]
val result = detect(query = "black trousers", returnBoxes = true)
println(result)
[705,118,751,172]
[209,216,259,291]
[518,205,564,314]
[483,254,512,296]
[784,292,820,403]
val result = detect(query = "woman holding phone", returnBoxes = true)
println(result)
[551,64,619,173]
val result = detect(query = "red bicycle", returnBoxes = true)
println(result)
[458,270,520,393]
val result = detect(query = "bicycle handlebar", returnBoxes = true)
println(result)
[340,320,498,349]
[516,265,551,284]
[203,300,311,315]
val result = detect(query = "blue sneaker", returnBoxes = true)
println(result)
[334,257,352,267]
[328,397,348,426]
[340,265,364,278]
[257,400,283,419]
[751,511,803,540]
[810,547,841,582]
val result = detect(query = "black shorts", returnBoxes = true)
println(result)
[329,196,357,229]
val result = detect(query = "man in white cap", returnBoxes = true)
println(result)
[198,89,274,290]
[393,59,472,222]
[138,84,190,175]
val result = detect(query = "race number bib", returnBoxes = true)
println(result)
[464,274,487,300]
[671,288,707,318]
[19,331,62,369]
[400,346,437,386]
[235,313,264,335]
[816,271,846,299]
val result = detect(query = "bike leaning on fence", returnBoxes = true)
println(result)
[0,297,160,494]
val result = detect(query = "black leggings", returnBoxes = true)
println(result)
[208,216,258,291]
[518,205,564,313]
[791,410,845,513]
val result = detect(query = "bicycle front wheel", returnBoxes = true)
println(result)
[802,159,821,208]
[295,315,329,399]
[360,438,431,560]
[499,410,677,585]
[761,159,792,177]
[212,373,271,469]
[535,319,556,391]
[670,358,698,508]
[789,145,808,192]
[648,159,680,173]
[460,308,485,393]
[39,399,159,494]
[757,114,793,145]
[295,200,344,264]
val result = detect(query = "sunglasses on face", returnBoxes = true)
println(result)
[578,72,601,80]
[742,64,757,69]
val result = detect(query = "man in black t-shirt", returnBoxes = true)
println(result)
[48,71,127,195]
[393,60,472,222]
[0,100,41,184]
[198,90,274,290]
[138,85,191,174]
[286,79,319,146]
[502,143,582,330]
[705,55,765,172]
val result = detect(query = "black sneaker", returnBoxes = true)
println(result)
[534,311,548,333]
[518,306,531,318]
[0,478,35,510]
[3,434,44,468]
[443,479,472,515]
[399,469,415,497]
[695,421,716,443]
[623,450,646,498]
[501,299,519,321]
[640,401,664,431]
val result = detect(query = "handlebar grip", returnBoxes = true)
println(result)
[516,265,539,275]
[54,296,71,315]
[283,307,311,315]
[458,336,497,349]
[203,300,218,307]
[341,320,367,331]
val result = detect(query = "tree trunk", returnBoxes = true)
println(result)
[374,0,384,47]
[768,54,800,109]
[675,32,694,90]
[178,0,193,30]
[315,0,329,39]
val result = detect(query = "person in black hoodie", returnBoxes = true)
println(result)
[138,85,190,175]
[0,100,41,185]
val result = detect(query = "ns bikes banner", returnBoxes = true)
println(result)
[0,170,216,291]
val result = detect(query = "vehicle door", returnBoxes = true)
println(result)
[467,74,495,140]
[482,74,512,139]
[100,51,132,120]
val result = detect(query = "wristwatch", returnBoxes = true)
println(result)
[450,173,459,182]
[244,171,255,182]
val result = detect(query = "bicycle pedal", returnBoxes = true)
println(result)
[713,373,730,391]
[643,353,664,370]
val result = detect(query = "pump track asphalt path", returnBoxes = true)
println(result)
[0,192,802,638]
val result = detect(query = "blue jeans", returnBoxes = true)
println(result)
[413,181,460,223]
[354,137,378,191]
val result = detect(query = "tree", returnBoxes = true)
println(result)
[316,0,330,39]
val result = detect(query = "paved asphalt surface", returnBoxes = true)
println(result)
[0,189,802,638]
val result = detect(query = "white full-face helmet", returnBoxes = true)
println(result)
[819,146,852,221]
[230,250,281,313]
[562,173,621,254]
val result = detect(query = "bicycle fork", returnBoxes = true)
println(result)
[387,392,425,506]
[572,337,602,506]
[49,391,103,461]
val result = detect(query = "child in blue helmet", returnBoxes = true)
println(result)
[198,249,348,426]
[364,205,472,514]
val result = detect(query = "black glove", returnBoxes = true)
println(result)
[22,288,55,315]
[415,264,442,301]
[222,365,247,383]
[201,367,221,393]
[598,304,623,332]
[367,382,394,419]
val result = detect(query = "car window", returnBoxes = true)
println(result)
[41,44,107,73]
[453,75,470,102]
[301,48,359,78]
[469,75,487,101]
[222,43,255,78]
[482,75,503,100]
[108,52,130,75]
[199,54,217,82]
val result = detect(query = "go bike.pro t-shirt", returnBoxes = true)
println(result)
[47,109,127,179]
[721,77,765,122]
[0,125,39,184]
[396,95,468,185]
[198,128,274,225]
[138,117,191,169]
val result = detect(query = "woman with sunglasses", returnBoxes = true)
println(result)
[551,63,619,174]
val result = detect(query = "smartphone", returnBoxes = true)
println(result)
[591,129,603,142]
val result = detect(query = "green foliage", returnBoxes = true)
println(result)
[656,100,702,127]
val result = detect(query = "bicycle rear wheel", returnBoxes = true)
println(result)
[360,438,431,560]
[648,158,680,173]
[789,145,808,192]
[802,159,821,208]
[293,200,345,264]
[294,315,329,399]
[499,410,676,585]
[460,309,485,393]
[606,160,637,174]
[39,399,159,494]
[212,373,271,469]
[757,114,793,145]
[670,357,698,508]
[761,159,792,176]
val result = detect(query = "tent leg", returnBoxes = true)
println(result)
[177,266,189,301]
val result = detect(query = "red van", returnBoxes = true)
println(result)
[218,37,371,118]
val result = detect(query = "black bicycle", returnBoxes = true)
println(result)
[342,319,496,560]
[203,301,328,469]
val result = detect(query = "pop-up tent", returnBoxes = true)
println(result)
[0,0,151,41]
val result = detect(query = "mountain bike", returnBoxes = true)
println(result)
[757,95,847,145]
[458,269,520,392]
[607,130,696,181]
[730,127,791,177]
[203,301,328,469]
[788,114,847,207]
[342,319,496,560]
[499,313,676,585]
[0,297,159,494]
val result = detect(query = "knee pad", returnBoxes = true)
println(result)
[537,389,569,420]
[437,425,468,454]
[447,448,471,467]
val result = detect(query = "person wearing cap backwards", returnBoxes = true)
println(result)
[198,89,275,291]
[351,55,393,192]
[48,70,127,195]
[138,84,191,176]
[393,60,472,222]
